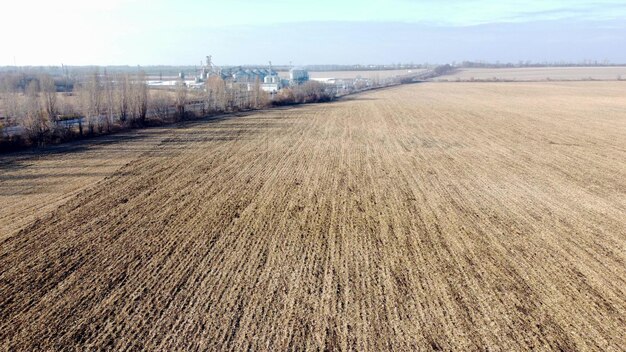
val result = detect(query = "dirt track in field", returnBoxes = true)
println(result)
[1,82,625,350]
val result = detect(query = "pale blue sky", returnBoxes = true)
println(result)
[2,0,626,65]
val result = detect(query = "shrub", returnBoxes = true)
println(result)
[273,81,334,106]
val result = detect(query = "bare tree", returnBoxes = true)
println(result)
[22,80,50,144]
[251,77,265,109]
[251,79,270,109]
[102,69,115,132]
[0,74,20,129]
[151,90,171,121]
[175,79,187,120]
[115,73,130,125]
[24,80,40,117]
[273,81,333,106]
[39,74,57,124]
[206,76,226,112]
[79,70,102,135]
[129,71,148,125]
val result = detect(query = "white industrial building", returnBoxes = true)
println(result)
[261,74,283,93]
[289,68,309,85]
[145,56,314,94]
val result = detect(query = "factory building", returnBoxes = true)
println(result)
[261,74,284,94]
[156,56,313,94]
[220,67,277,83]
[289,68,309,85]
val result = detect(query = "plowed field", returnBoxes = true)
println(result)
[1,82,625,350]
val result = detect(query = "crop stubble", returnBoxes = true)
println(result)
[1,82,625,350]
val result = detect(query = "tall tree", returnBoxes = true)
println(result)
[115,73,130,125]
[175,79,187,120]
[23,79,49,144]
[80,69,102,135]
[102,69,115,132]
[129,71,148,125]
[39,74,57,124]
[0,74,20,128]
[206,76,226,112]
[151,90,171,121]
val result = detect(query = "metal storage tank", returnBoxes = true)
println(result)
[289,68,309,85]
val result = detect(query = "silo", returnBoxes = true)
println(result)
[289,68,309,85]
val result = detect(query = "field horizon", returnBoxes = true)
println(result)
[437,66,626,82]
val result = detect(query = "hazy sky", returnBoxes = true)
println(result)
[2,0,626,65]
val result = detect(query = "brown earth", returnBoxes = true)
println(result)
[1,82,625,350]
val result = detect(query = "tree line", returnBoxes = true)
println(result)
[0,70,151,147]
[0,70,276,150]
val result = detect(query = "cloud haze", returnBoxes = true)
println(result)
[1,0,625,65]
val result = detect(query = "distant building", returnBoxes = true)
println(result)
[195,55,219,83]
[261,72,283,93]
[289,68,309,85]
[219,67,277,83]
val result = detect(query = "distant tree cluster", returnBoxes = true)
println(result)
[454,60,617,68]
[1,73,65,146]
[273,81,335,105]
[199,76,269,116]
[0,70,151,148]
[0,70,274,150]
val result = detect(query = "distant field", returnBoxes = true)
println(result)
[437,66,626,81]
[1,82,625,350]
[279,69,425,80]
